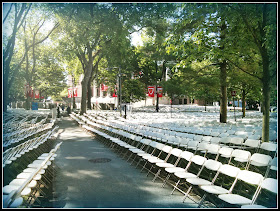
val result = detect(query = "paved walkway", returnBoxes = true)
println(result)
[52,116,197,208]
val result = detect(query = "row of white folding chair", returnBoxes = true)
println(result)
[79,112,275,177]
[3,142,62,208]
[131,138,276,208]
[3,129,54,167]
[81,112,278,208]
[156,150,276,208]
[3,114,36,133]
[197,166,277,208]
[3,122,54,148]
[3,126,59,187]
[83,113,276,176]
[182,141,274,177]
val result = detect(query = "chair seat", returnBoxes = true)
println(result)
[174,171,197,179]
[148,158,165,164]
[155,162,175,168]
[28,163,48,169]
[165,167,185,173]
[186,177,212,186]
[3,185,31,196]
[4,160,12,165]
[129,148,143,153]
[234,158,249,163]
[32,160,52,166]
[250,160,269,167]
[3,195,23,208]
[23,168,45,174]
[17,173,42,180]
[200,185,229,195]
[241,205,267,208]
[10,179,37,188]
[218,194,252,205]
[138,153,152,158]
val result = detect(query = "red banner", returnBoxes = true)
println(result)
[35,90,40,99]
[148,86,155,97]
[68,88,73,98]
[101,84,108,91]
[157,86,163,98]
[112,89,117,97]
[73,87,78,97]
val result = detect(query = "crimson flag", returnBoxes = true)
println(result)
[148,86,155,97]
[157,86,163,98]
[101,84,108,91]
[35,90,40,99]
[73,87,78,97]
[68,88,72,98]
[112,89,117,97]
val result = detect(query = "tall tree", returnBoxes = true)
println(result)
[224,3,277,142]
[3,3,32,112]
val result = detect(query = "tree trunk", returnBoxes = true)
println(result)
[219,60,227,123]
[87,80,92,110]
[219,19,227,123]
[80,78,89,115]
[261,52,270,142]
[80,62,93,115]
[242,89,246,118]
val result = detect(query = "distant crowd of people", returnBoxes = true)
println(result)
[56,104,71,118]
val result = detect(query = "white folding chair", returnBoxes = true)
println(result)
[170,155,207,196]
[265,156,277,178]
[161,151,194,188]
[246,153,272,176]
[229,149,251,168]
[216,147,234,163]
[218,170,264,207]
[144,145,173,177]
[198,164,240,208]
[229,137,244,148]
[259,142,277,157]
[241,178,277,208]
[183,159,222,203]
[152,148,183,182]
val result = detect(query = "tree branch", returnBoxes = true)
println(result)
[226,57,262,81]
[3,3,13,23]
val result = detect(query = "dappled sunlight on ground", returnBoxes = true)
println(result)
[62,169,103,179]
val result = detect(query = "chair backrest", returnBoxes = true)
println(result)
[219,164,240,177]
[237,170,263,185]
[219,147,234,156]
[220,137,231,144]
[197,142,209,150]
[210,137,221,144]
[243,139,261,148]
[269,156,277,169]
[202,136,212,142]
[170,148,183,157]
[155,142,165,150]
[191,155,207,166]
[194,135,203,141]
[210,131,220,137]
[162,145,173,153]
[261,178,277,194]
[204,159,222,171]
[187,141,199,148]
[250,153,272,166]
[149,141,158,148]
[260,142,277,152]
[180,151,193,161]
[232,149,251,160]
[208,144,220,153]
[230,137,244,145]
[141,138,152,145]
